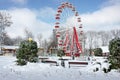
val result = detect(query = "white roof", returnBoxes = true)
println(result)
[2,45,19,49]
[100,46,109,53]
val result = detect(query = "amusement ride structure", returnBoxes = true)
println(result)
[54,2,83,57]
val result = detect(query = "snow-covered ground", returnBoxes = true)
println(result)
[0,56,119,80]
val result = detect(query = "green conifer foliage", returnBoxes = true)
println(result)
[109,37,120,69]
[94,48,103,56]
[16,39,38,65]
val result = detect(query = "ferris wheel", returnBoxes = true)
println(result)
[54,2,83,57]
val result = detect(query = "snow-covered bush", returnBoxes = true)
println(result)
[103,68,108,73]
[103,67,111,73]
[16,38,38,65]
[93,67,99,72]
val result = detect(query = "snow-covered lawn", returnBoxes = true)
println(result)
[0,56,119,80]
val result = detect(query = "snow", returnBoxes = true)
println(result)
[1,45,19,49]
[100,46,109,53]
[0,56,120,80]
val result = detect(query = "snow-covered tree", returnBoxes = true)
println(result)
[13,36,24,45]
[24,28,34,39]
[86,31,96,55]
[111,29,120,38]
[37,33,43,48]
[2,33,14,45]
[0,11,12,53]
[98,31,111,46]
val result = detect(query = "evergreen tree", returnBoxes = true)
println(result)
[57,49,65,57]
[94,48,103,56]
[16,38,38,65]
[109,37,120,69]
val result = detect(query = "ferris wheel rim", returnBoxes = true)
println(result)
[55,2,83,38]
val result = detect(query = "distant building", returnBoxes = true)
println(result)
[1,45,19,56]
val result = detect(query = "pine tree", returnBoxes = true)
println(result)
[94,48,103,56]
[16,38,38,65]
[57,49,65,57]
[109,37,120,69]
